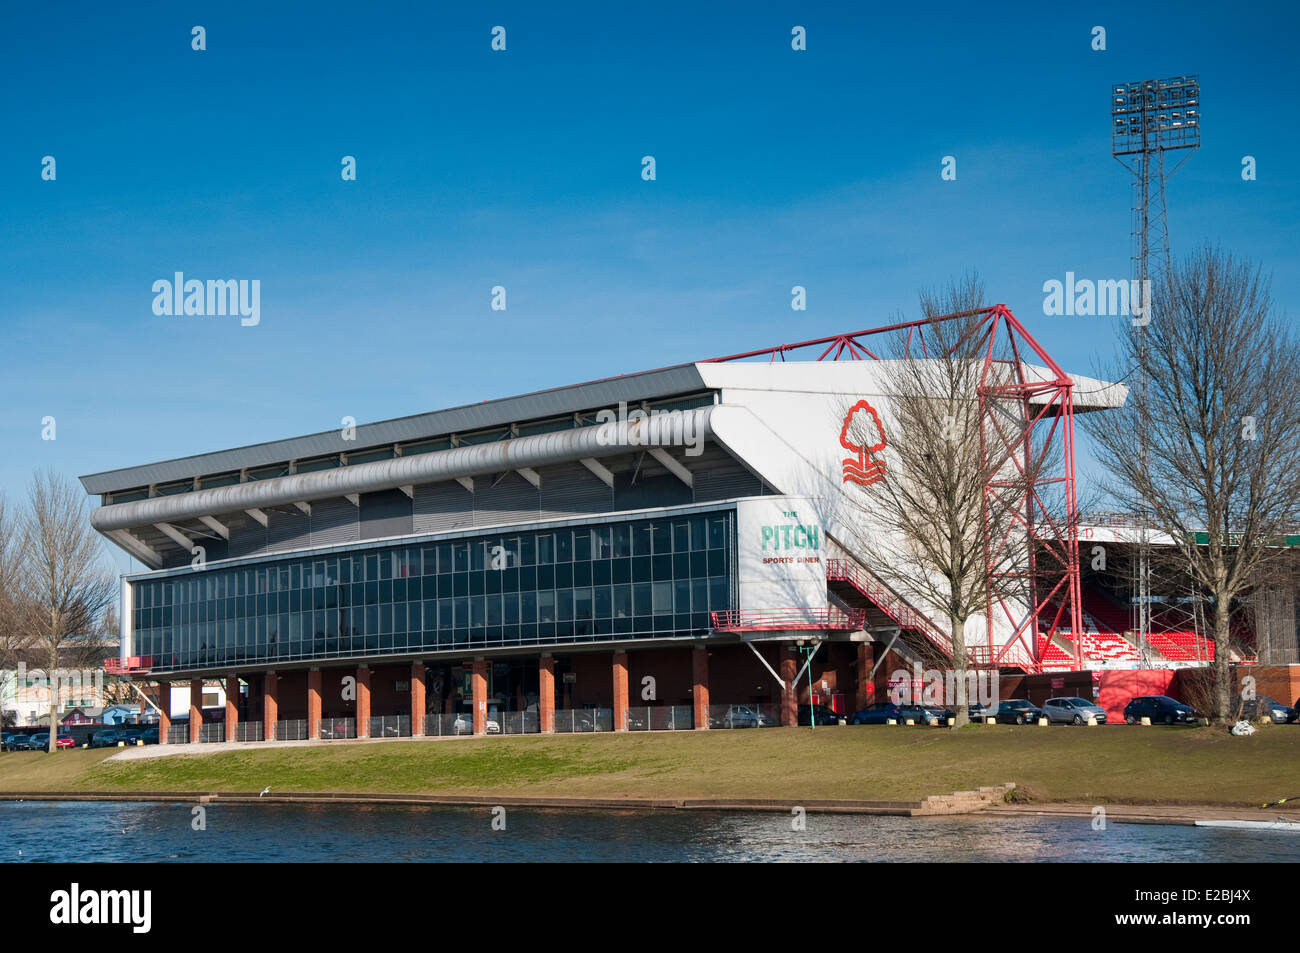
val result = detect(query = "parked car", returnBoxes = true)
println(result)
[1243,695,1296,724]
[142,727,160,745]
[717,705,775,729]
[89,729,124,748]
[1124,695,1197,725]
[915,705,956,725]
[797,705,845,726]
[1043,697,1108,724]
[28,732,50,750]
[850,702,903,725]
[449,715,502,734]
[122,730,144,745]
[55,734,74,749]
[994,699,1045,725]
[3,734,32,751]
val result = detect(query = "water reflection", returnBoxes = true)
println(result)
[1,801,1297,863]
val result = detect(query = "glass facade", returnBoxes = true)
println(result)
[132,511,736,672]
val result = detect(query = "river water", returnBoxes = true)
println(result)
[3,801,1298,862]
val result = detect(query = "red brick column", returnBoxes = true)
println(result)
[225,675,239,742]
[189,678,203,744]
[158,682,171,745]
[539,655,555,733]
[692,647,710,730]
[263,672,278,741]
[780,646,798,727]
[356,665,371,739]
[307,668,322,740]
[855,643,875,711]
[471,659,488,735]
[411,663,426,737]
[613,651,629,731]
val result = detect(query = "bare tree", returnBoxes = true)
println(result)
[12,470,116,751]
[1083,246,1300,722]
[837,274,1051,725]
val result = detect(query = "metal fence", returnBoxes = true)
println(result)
[625,705,694,731]
[320,717,355,740]
[236,721,264,742]
[277,718,308,741]
[199,722,225,743]
[552,708,614,733]
[425,712,475,736]
[167,724,189,745]
[369,715,409,738]
[706,703,782,729]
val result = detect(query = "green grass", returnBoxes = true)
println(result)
[1,724,1298,807]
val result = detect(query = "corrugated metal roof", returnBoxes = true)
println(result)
[80,365,709,495]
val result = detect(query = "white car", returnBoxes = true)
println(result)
[451,714,501,734]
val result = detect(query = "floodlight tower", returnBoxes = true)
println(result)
[1110,75,1200,658]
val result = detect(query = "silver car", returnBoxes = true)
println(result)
[1043,696,1108,725]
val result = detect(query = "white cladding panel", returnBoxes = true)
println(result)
[735,497,827,614]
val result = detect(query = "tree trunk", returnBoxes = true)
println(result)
[47,639,58,753]
[1213,595,1232,725]
[951,613,968,727]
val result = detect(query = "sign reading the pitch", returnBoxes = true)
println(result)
[736,497,829,614]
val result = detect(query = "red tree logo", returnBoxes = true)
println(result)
[839,399,887,486]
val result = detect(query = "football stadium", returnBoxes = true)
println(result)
[82,307,1299,742]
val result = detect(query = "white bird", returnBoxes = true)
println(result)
[259,786,271,797]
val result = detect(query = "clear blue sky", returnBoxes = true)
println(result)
[1,0,1296,573]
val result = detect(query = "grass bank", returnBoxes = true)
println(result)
[0,724,1297,807]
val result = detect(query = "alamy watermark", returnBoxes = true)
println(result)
[594,400,704,457]
[152,272,260,326]
[888,664,999,710]
[1042,273,1151,324]
[17,661,105,708]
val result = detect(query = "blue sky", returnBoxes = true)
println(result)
[1,0,1296,571]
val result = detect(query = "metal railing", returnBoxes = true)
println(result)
[711,607,866,631]
[368,715,409,738]
[320,717,355,740]
[825,558,953,654]
[166,724,189,745]
[277,718,308,741]
[236,720,264,742]
[552,708,614,732]
[199,722,224,743]
[706,703,781,729]
[625,705,693,730]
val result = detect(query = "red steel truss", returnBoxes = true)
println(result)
[702,305,1085,673]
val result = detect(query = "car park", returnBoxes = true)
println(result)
[1043,697,1108,724]
[28,732,51,750]
[89,729,124,748]
[850,703,903,724]
[993,699,1044,725]
[3,734,32,751]
[717,705,774,729]
[142,727,160,744]
[1124,695,1197,725]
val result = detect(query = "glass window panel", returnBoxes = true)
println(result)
[633,582,652,616]
[612,524,631,558]
[536,534,554,565]
[573,529,591,562]
[537,590,555,623]
[556,531,573,562]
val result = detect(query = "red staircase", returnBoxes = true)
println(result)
[825,558,952,657]
[711,607,866,633]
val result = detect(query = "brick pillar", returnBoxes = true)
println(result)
[855,643,875,711]
[158,682,171,745]
[411,663,426,737]
[356,665,371,739]
[225,675,239,742]
[613,651,629,731]
[539,655,555,734]
[780,646,798,727]
[263,672,278,741]
[692,647,710,730]
[189,678,203,744]
[471,660,488,735]
[307,668,322,740]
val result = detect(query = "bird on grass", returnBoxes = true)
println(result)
[259,786,271,797]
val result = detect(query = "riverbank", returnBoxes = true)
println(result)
[0,725,1296,812]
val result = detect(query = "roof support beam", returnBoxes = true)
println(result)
[294,501,312,516]
[107,530,163,568]
[198,515,229,540]
[580,458,614,488]
[516,468,541,489]
[455,477,474,492]
[344,494,359,506]
[245,508,268,527]
[398,485,414,499]
[153,522,194,550]
[648,447,693,487]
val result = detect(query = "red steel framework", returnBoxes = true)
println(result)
[702,304,1085,673]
